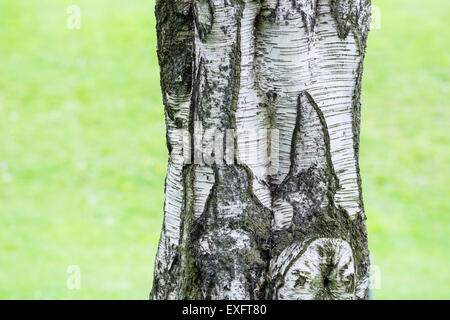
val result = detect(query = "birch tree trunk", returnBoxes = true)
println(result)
[151,0,371,300]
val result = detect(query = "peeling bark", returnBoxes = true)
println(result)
[151,0,371,300]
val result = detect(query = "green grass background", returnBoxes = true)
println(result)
[0,0,448,299]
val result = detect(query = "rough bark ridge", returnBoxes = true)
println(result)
[151,0,371,300]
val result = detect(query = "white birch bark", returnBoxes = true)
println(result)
[151,0,371,300]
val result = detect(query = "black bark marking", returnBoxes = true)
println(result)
[293,0,319,33]
[188,164,272,299]
[330,0,372,52]
[194,0,214,42]
[155,0,193,126]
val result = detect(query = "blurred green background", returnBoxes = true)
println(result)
[0,0,448,299]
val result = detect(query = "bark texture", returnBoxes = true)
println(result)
[151,0,371,300]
